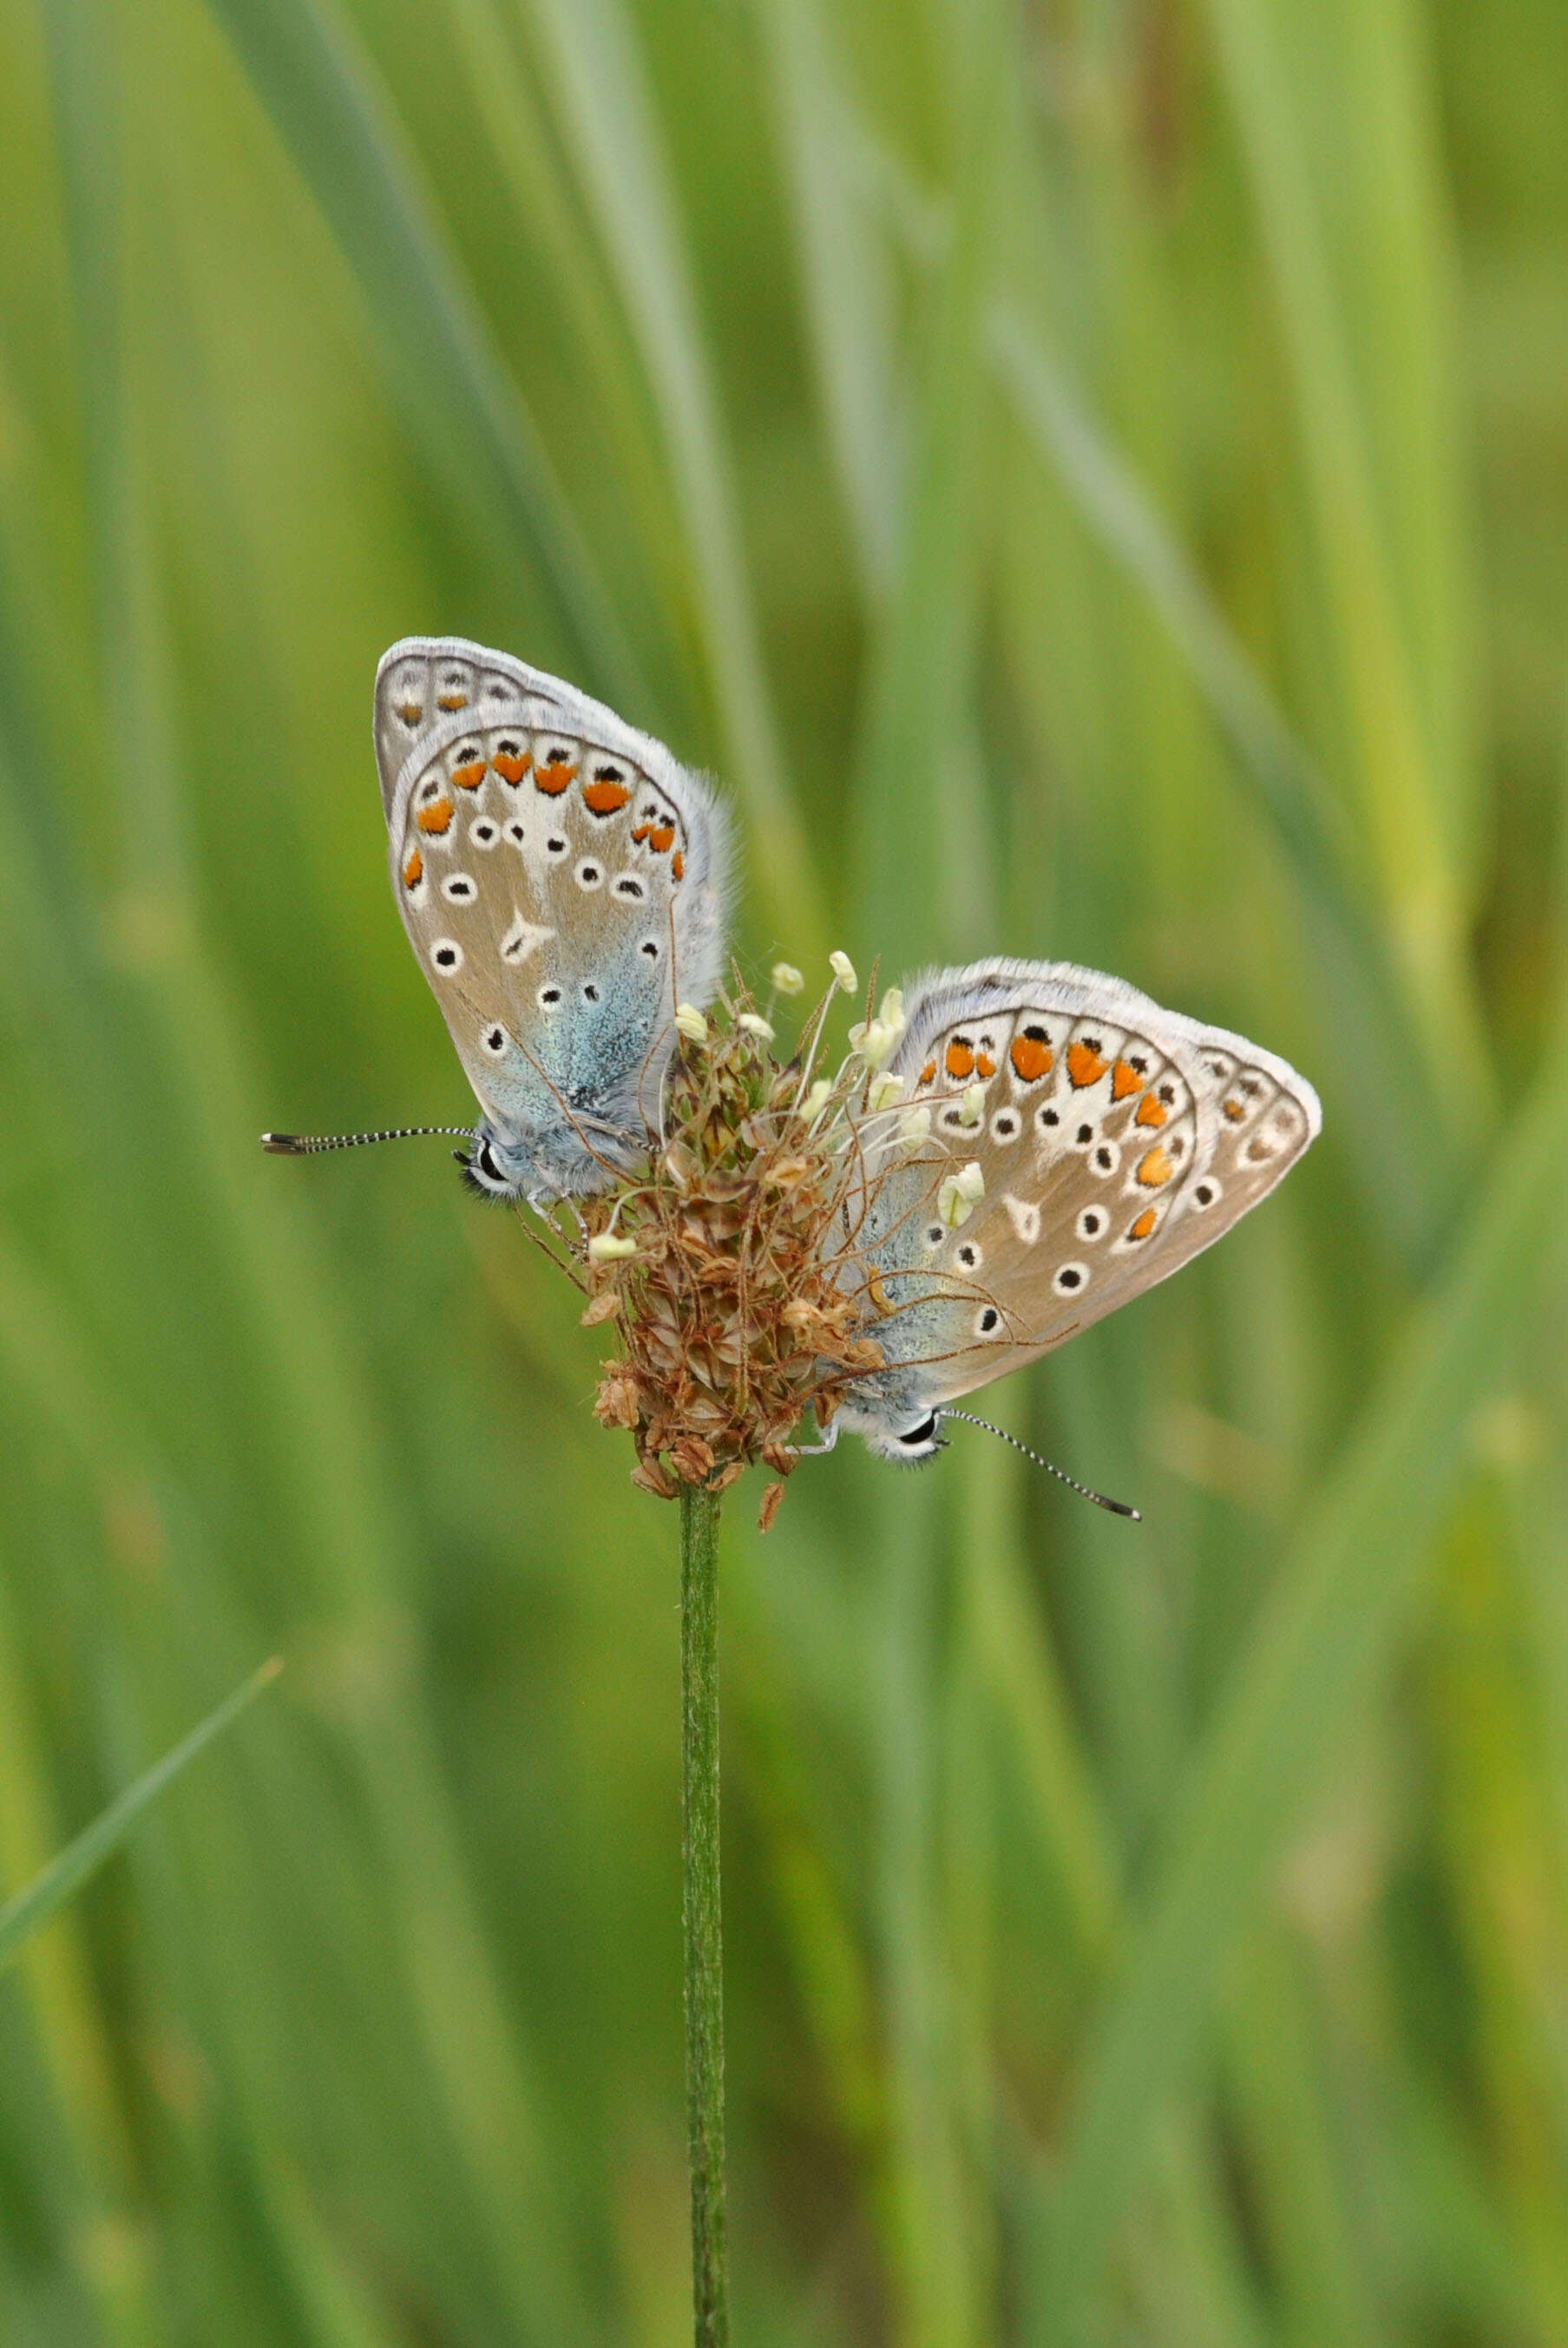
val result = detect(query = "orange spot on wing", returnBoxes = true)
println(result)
[1129,1206,1157,1240]
[920,1061,937,1087]
[417,797,454,836]
[397,701,422,725]
[402,849,423,888]
[1224,1098,1245,1121]
[1066,1040,1109,1088]
[1135,1093,1168,1128]
[648,825,675,854]
[437,692,468,711]
[1010,1034,1053,1083]
[672,851,685,880]
[535,759,575,795]
[1112,1059,1145,1099]
[632,823,653,843]
[492,751,530,785]
[976,1053,995,1079]
[1136,1144,1174,1188]
[452,759,486,790]
[583,777,631,816]
[945,1040,975,1080]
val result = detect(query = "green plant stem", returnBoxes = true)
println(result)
[680,1484,729,2347]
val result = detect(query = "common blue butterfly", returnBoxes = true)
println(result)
[832,960,1320,1462]
[374,635,729,1204]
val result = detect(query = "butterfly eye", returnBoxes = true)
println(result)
[896,1413,940,1451]
[462,1135,514,1197]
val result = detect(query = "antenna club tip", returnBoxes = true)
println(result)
[260,1133,303,1153]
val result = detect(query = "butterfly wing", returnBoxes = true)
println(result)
[375,638,730,1197]
[842,957,1320,1435]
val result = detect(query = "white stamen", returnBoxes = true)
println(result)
[674,1002,707,1042]
[771,961,804,996]
[868,1071,905,1112]
[958,1083,985,1127]
[738,1012,775,1040]
[829,951,858,994]
[938,1160,985,1228]
[587,1232,637,1261]
[899,1105,932,1146]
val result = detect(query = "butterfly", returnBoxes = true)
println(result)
[372,633,729,1203]
[834,961,1320,1466]
[270,638,1319,1483]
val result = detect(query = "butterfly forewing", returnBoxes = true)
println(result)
[375,638,728,1195]
[856,959,1319,1412]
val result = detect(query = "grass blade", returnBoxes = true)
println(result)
[0,1660,282,1972]
[201,0,641,698]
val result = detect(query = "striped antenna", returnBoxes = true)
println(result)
[261,1125,476,1155]
[938,1409,1141,1520]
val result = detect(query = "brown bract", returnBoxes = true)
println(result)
[581,1000,886,1520]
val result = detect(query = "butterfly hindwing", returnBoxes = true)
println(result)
[375,638,729,1198]
[843,959,1319,1436]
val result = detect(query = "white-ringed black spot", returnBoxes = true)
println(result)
[594,764,624,784]
[582,983,600,1003]
[955,1242,981,1271]
[1073,1122,1095,1148]
[431,940,462,974]
[470,820,498,848]
[481,1025,508,1058]
[538,983,562,1007]
[990,1110,1020,1142]
[613,875,646,900]
[1038,1105,1061,1130]
[576,861,604,890]
[441,874,476,902]
[496,738,522,759]
[545,744,571,765]
[1078,1207,1107,1241]
[545,835,567,859]
[419,776,442,802]
[506,821,526,845]
[640,938,661,960]
[924,1223,944,1248]
[1092,1142,1119,1176]
[975,1306,1001,1336]
[1191,1181,1220,1209]
[1053,1263,1088,1294]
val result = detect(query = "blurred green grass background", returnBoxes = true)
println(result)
[1,0,1565,2338]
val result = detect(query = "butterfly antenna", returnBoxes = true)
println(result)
[260,1125,476,1154]
[939,1410,1141,1520]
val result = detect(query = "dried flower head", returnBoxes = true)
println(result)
[561,968,915,1519]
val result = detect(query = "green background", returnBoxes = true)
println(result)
[2,0,1565,2338]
